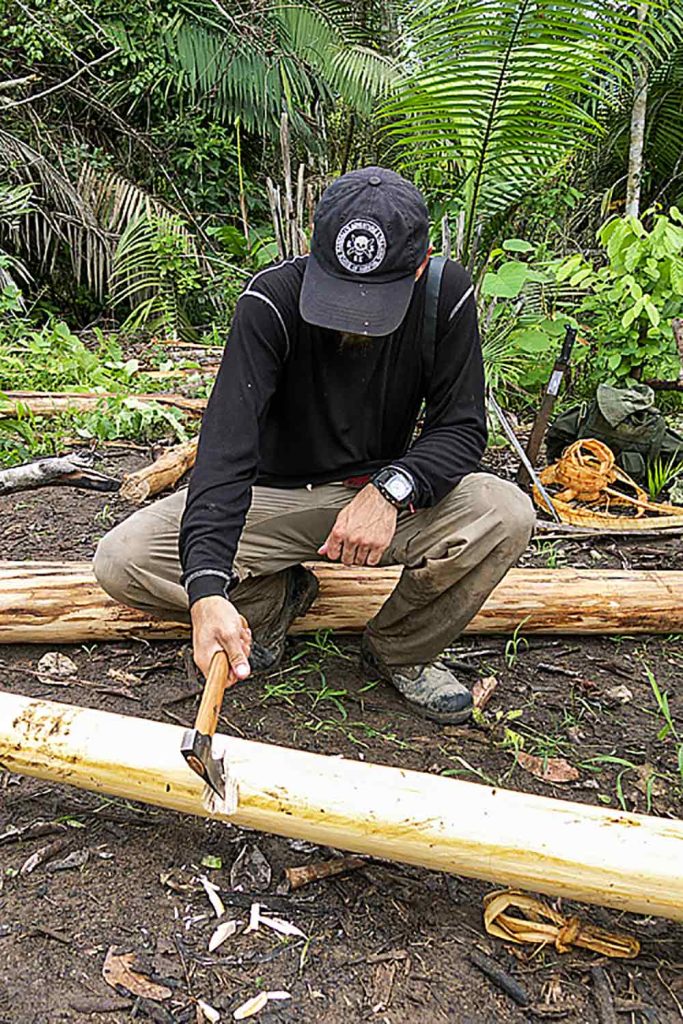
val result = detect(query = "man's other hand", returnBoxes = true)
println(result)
[191,596,252,680]
[318,484,397,567]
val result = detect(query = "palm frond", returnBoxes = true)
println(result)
[162,1,398,133]
[383,0,650,268]
[0,128,108,296]
[109,212,208,341]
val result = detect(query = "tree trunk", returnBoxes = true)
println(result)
[120,439,198,503]
[0,391,206,418]
[2,692,681,921]
[1,562,683,644]
[625,3,649,218]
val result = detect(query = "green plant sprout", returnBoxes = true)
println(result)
[504,617,530,668]
[647,453,681,501]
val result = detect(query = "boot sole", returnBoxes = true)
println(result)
[360,649,473,726]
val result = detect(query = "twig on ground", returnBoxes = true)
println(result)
[591,966,617,1024]
[470,948,529,1006]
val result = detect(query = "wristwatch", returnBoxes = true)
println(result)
[371,465,416,510]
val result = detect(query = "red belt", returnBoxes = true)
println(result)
[342,474,372,489]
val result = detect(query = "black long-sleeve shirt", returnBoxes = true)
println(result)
[179,255,486,604]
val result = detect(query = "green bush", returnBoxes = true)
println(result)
[554,209,683,383]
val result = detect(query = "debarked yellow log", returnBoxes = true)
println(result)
[1,693,682,921]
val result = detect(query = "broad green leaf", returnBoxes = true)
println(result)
[513,329,554,353]
[502,238,534,253]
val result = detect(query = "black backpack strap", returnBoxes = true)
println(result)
[422,255,447,384]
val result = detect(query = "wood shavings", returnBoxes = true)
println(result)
[208,919,241,952]
[233,992,291,1020]
[199,875,225,918]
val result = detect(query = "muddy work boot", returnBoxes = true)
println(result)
[248,566,319,674]
[360,635,473,724]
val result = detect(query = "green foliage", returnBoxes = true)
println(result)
[162,2,398,137]
[110,213,206,341]
[647,453,681,500]
[554,208,683,382]
[479,238,578,397]
[384,0,648,268]
[0,399,189,468]
[0,316,137,392]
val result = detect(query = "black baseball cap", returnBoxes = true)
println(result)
[300,166,430,337]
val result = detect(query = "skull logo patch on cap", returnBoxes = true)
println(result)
[335,219,386,274]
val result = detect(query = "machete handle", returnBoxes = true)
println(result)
[194,650,231,738]
[559,324,578,364]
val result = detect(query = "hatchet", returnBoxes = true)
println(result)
[181,649,233,800]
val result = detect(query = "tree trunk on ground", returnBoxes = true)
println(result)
[1,562,683,643]
[0,454,119,495]
[2,692,682,921]
[120,439,198,503]
[0,391,206,418]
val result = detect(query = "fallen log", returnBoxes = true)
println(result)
[0,390,206,418]
[120,439,198,503]
[0,453,119,495]
[1,692,681,921]
[1,562,682,643]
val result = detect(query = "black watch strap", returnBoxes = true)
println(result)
[371,465,416,510]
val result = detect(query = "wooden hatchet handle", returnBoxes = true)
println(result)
[194,650,232,737]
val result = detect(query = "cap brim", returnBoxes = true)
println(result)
[299,253,415,337]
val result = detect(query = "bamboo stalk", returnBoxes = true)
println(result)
[0,391,206,418]
[1,562,683,644]
[120,439,198,503]
[1,692,682,921]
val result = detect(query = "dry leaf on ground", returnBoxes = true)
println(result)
[19,836,71,875]
[516,751,579,783]
[44,847,89,873]
[36,651,78,685]
[472,675,499,710]
[605,685,633,704]
[208,920,241,952]
[244,902,260,934]
[102,947,172,1001]
[230,844,271,891]
[284,855,365,890]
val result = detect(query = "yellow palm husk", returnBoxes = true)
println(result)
[533,438,683,529]
[484,889,640,958]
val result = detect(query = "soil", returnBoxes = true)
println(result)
[1,445,682,1024]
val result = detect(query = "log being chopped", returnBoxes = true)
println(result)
[1,692,682,922]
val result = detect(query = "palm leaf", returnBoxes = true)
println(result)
[383,0,650,269]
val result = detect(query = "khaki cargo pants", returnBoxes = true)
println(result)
[94,474,535,667]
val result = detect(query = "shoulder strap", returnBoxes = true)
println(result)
[422,255,447,383]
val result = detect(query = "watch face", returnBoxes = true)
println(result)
[386,474,412,501]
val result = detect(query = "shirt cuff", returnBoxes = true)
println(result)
[182,568,238,607]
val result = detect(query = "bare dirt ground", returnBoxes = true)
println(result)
[1,448,682,1024]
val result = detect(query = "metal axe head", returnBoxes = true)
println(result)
[181,727,226,800]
